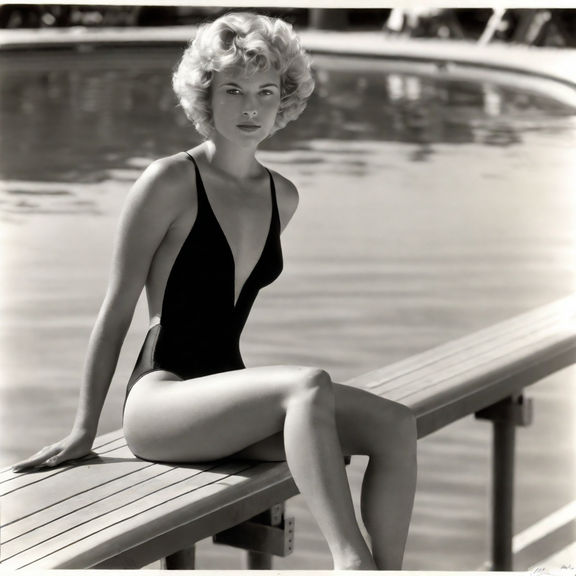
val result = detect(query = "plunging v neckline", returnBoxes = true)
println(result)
[192,157,274,309]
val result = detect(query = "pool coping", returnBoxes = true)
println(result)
[1,26,576,91]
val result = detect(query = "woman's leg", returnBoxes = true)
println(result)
[123,366,375,570]
[235,383,418,570]
[334,384,417,570]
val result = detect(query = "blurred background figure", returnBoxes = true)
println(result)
[0,5,573,49]
[383,7,575,46]
[478,9,576,47]
[384,8,466,40]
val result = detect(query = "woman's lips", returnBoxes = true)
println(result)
[237,124,261,132]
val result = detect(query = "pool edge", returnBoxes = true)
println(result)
[1,26,575,92]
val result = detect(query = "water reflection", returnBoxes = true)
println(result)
[0,48,574,195]
[0,180,102,217]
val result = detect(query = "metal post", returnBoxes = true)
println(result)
[492,417,516,570]
[164,545,196,569]
[247,550,273,570]
[476,394,533,571]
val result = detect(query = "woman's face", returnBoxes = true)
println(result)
[210,66,281,145]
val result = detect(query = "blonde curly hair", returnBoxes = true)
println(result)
[172,12,315,138]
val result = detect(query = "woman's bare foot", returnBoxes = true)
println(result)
[334,550,378,570]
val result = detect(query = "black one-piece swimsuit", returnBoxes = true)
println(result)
[124,152,283,408]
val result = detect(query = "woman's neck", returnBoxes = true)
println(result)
[204,138,261,181]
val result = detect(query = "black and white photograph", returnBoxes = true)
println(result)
[1,1,575,572]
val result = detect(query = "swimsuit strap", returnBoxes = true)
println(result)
[184,151,210,209]
[184,151,278,226]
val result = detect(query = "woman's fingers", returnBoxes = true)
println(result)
[12,448,57,472]
[12,443,94,473]
[12,433,95,473]
[12,445,61,472]
[44,449,73,468]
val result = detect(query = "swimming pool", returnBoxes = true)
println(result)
[1,46,575,570]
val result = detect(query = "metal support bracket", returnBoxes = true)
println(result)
[476,394,533,427]
[213,503,295,566]
[475,393,534,571]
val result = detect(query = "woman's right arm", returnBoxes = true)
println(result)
[12,158,185,471]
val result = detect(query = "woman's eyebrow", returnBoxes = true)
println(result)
[220,81,279,88]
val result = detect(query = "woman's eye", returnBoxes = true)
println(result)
[226,89,241,95]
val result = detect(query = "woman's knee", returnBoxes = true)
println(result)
[283,366,334,406]
[297,366,333,395]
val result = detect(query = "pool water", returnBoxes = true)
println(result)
[1,47,575,570]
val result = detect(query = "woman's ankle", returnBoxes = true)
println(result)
[333,548,377,570]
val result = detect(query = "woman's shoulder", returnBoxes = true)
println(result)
[129,151,197,209]
[141,151,196,191]
[117,152,198,234]
[267,168,299,230]
[267,168,298,203]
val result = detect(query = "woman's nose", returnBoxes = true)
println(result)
[242,110,258,119]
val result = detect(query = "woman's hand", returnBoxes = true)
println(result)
[11,430,95,473]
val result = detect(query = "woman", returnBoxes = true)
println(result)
[13,12,417,570]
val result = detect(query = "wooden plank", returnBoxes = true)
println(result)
[4,466,224,558]
[0,436,127,492]
[348,296,574,393]
[3,468,154,542]
[404,332,576,406]
[368,323,556,400]
[93,462,296,570]
[348,296,573,385]
[2,461,258,569]
[402,330,576,406]
[410,345,575,436]
[8,462,295,569]
[2,444,141,505]
[375,315,564,394]
[4,461,173,541]
[2,438,223,564]
[382,322,574,401]
[3,445,215,529]
[343,295,576,436]
[0,428,126,478]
